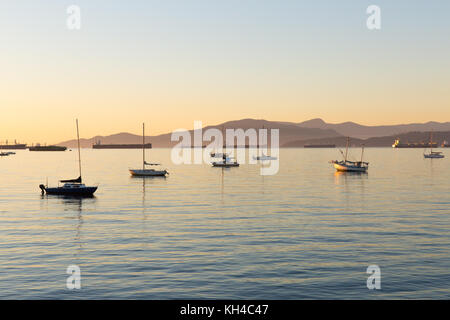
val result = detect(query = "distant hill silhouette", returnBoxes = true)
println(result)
[57,119,341,148]
[56,118,450,148]
[297,118,450,139]
[283,131,450,147]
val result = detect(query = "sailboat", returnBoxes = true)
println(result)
[39,119,98,196]
[424,132,444,158]
[253,124,276,160]
[331,138,369,172]
[129,123,168,177]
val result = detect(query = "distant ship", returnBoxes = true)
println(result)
[93,142,152,149]
[0,143,27,150]
[392,139,437,148]
[442,141,450,148]
[29,144,67,151]
[304,144,336,148]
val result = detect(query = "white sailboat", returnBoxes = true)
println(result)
[129,123,168,177]
[331,138,369,172]
[424,132,444,159]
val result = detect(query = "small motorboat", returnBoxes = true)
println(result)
[129,123,169,177]
[424,151,444,159]
[253,153,277,161]
[212,161,240,168]
[331,138,369,173]
[130,166,168,177]
[39,119,98,197]
[212,154,239,167]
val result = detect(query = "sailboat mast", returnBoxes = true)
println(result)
[344,137,349,162]
[143,123,145,170]
[430,132,433,153]
[361,144,365,162]
[76,119,82,179]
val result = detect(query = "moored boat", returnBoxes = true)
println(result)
[253,153,277,160]
[29,145,67,151]
[424,132,445,159]
[424,152,444,159]
[330,138,369,172]
[129,123,168,177]
[39,120,98,197]
[212,154,239,167]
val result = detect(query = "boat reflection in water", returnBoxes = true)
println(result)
[333,170,368,184]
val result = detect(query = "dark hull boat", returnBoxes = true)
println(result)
[40,179,97,196]
[39,120,98,197]
[211,154,239,167]
[29,145,67,151]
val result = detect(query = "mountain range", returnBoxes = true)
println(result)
[56,118,450,148]
[297,118,450,139]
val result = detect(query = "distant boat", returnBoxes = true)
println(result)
[129,123,168,177]
[39,119,98,196]
[330,138,369,172]
[210,152,228,158]
[424,133,444,159]
[424,152,444,159]
[304,144,336,148]
[0,142,17,156]
[29,145,67,151]
[442,140,450,148]
[93,142,152,149]
[212,153,239,167]
[392,139,437,148]
[0,151,15,156]
[253,153,277,160]
[0,143,27,150]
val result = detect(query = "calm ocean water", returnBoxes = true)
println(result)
[0,148,449,299]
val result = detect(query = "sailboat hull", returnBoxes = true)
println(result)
[424,154,444,159]
[333,162,368,172]
[42,186,98,196]
[212,162,239,167]
[129,169,168,177]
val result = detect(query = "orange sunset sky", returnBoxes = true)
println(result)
[1,1,449,144]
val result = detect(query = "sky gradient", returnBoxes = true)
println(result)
[1,1,449,144]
